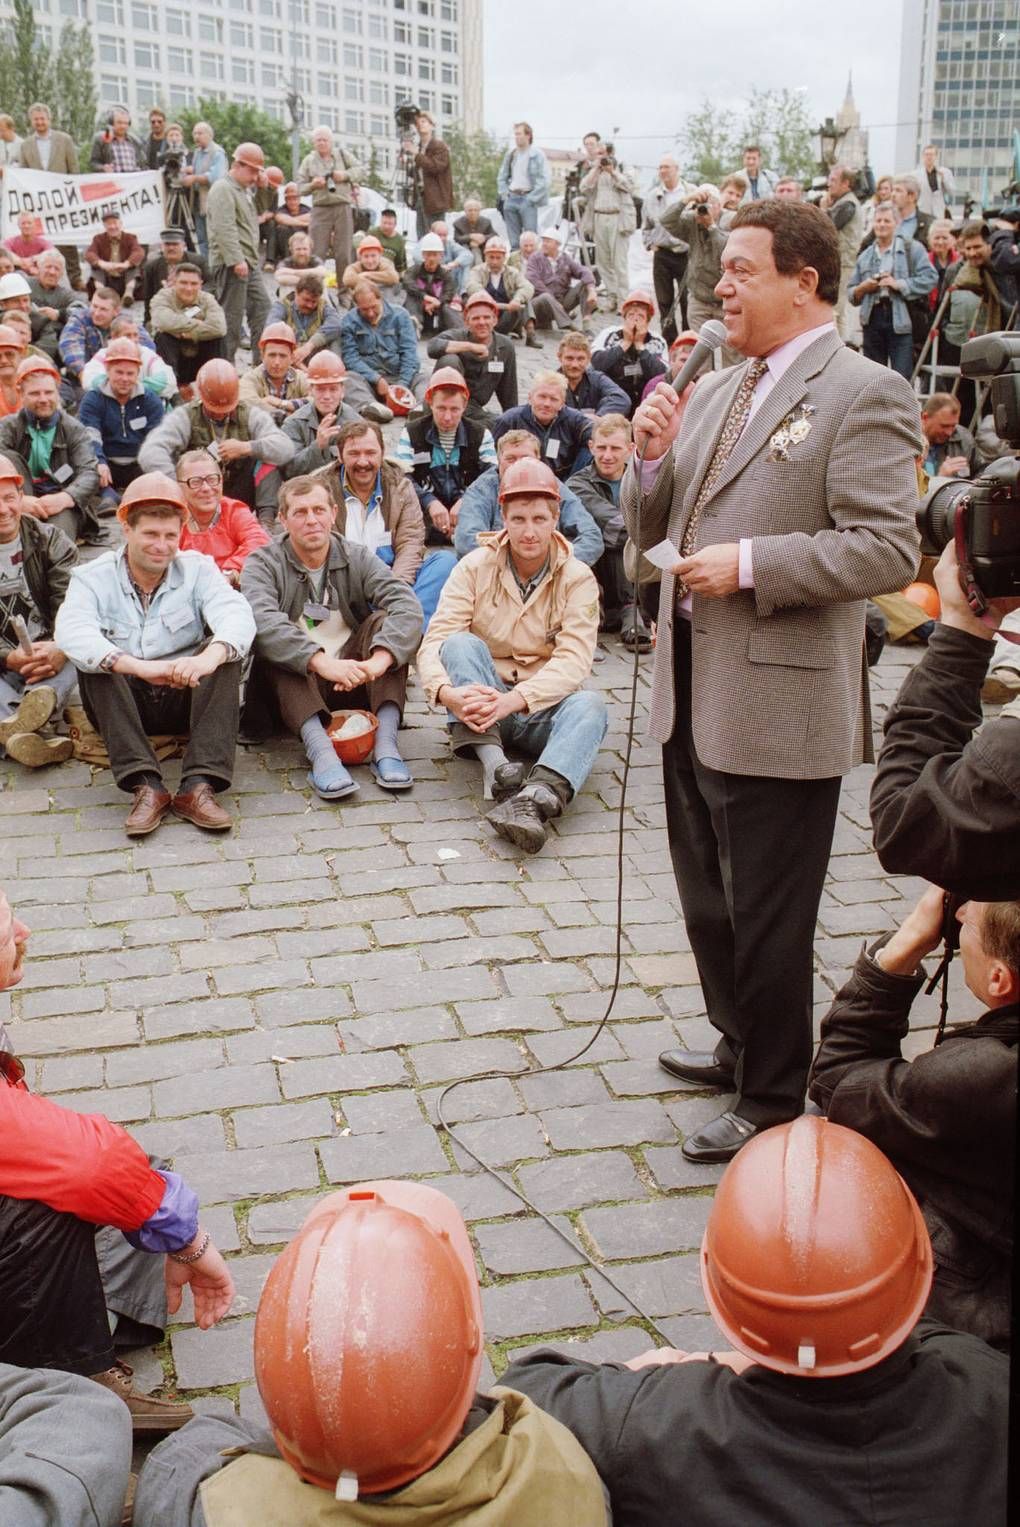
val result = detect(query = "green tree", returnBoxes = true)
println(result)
[177,100,307,179]
[443,123,504,208]
[742,88,815,180]
[362,143,387,195]
[0,0,53,130]
[681,99,739,185]
[54,23,98,157]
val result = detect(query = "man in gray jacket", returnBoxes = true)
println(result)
[254,350,359,529]
[206,143,271,363]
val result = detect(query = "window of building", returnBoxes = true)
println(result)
[440,29,455,51]
[368,47,387,71]
[440,60,458,85]
[134,41,160,69]
[441,93,456,116]
[368,79,390,105]
[315,1,332,24]
[394,21,411,43]
[320,36,338,62]
[342,8,362,31]
[440,0,458,16]
[168,46,194,73]
[318,105,338,130]
[135,81,161,107]
[418,57,435,80]
[97,0,124,23]
[344,75,365,101]
[369,114,388,137]
[59,0,87,15]
[165,10,190,35]
[318,71,338,95]
[200,54,225,79]
[260,26,282,49]
[99,36,127,65]
[262,61,282,86]
[168,85,195,108]
[368,14,387,37]
[418,89,433,110]
[394,51,412,75]
[291,0,309,22]
[418,0,434,12]
[418,25,434,47]
[345,111,363,136]
[343,43,363,67]
[230,20,254,46]
[233,58,256,84]
[100,73,126,98]
[198,16,223,41]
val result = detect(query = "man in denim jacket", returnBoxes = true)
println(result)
[849,204,935,378]
[497,124,550,250]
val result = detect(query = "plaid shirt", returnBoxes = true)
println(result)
[108,137,141,173]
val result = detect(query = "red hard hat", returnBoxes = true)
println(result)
[104,336,143,367]
[265,165,285,187]
[15,355,59,389]
[258,321,298,351]
[0,324,23,352]
[357,235,383,254]
[425,365,469,401]
[701,1116,933,1378]
[498,456,561,505]
[621,288,656,315]
[233,141,266,171]
[116,471,187,525]
[254,1181,483,1500]
[385,383,416,416]
[0,453,23,485]
[463,289,499,313]
[196,358,240,410]
[306,350,347,385]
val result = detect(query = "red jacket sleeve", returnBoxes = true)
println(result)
[220,496,271,573]
[0,1085,166,1230]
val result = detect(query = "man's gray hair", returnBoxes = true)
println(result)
[894,174,921,198]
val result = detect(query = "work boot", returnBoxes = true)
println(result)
[0,684,57,746]
[124,783,172,837]
[524,322,542,349]
[3,731,74,767]
[362,401,394,424]
[486,781,563,855]
[490,760,527,802]
[89,1360,194,1434]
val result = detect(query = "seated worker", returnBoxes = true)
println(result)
[269,186,312,268]
[59,286,155,392]
[237,320,309,420]
[2,212,53,277]
[504,1116,1009,1526]
[367,206,407,273]
[401,232,459,336]
[428,220,475,296]
[0,356,99,542]
[639,329,699,402]
[239,474,422,799]
[920,390,975,479]
[418,457,608,852]
[133,1182,607,1527]
[78,337,166,513]
[340,233,403,304]
[27,250,85,362]
[140,227,209,327]
[0,322,23,416]
[463,234,540,344]
[315,419,456,633]
[272,230,328,292]
[148,261,228,392]
[454,197,497,261]
[83,210,144,303]
[870,542,1020,901]
[139,358,295,510]
[592,289,668,413]
[557,328,631,416]
[82,314,177,405]
[809,885,1017,1352]
[425,288,518,424]
[394,365,496,553]
[0,454,76,768]
[266,274,343,366]
[508,227,539,272]
[492,370,594,481]
[254,350,360,531]
[526,226,598,330]
[455,429,603,566]
[176,450,270,586]
[567,413,652,651]
[339,281,423,423]
[54,472,255,836]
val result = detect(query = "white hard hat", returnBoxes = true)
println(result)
[418,233,445,253]
[540,226,564,245]
[0,273,32,301]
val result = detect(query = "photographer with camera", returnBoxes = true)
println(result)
[659,187,739,363]
[643,155,694,344]
[409,112,453,240]
[577,143,636,313]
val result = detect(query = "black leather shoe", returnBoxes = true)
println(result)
[681,1110,764,1163]
[658,1048,735,1089]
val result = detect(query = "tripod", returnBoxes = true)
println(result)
[164,181,199,251]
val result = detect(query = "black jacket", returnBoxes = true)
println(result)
[490,404,593,481]
[0,514,77,665]
[404,412,489,515]
[591,342,666,411]
[453,214,496,250]
[562,365,631,418]
[504,1321,1008,1527]
[425,328,518,414]
[566,462,626,549]
[809,941,1017,1349]
[0,410,100,531]
[870,624,1020,899]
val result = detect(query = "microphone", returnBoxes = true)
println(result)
[665,318,728,396]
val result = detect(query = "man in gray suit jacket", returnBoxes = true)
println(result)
[19,103,82,291]
[623,199,920,1162]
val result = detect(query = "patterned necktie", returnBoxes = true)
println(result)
[676,356,769,598]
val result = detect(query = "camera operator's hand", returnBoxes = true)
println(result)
[940,454,970,478]
[934,543,1020,640]
[874,885,947,976]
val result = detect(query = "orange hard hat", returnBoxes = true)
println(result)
[901,581,940,620]
[258,321,298,351]
[115,471,187,525]
[253,1181,484,1500]
[233,141,266,171]
[463,289,499,313]
[425,365,470,401]
[104,336,143,367]
[621,288,656,315]
[0,323,24,352]
[196,358,240,411]
[15,354,59,389]
[306,350,346,385]
[701,1116,932,1378]
[385,383,416,416]
[265,165,285,187]
[357,235,383,254]
[498,456,562,505]
[0,453,23,485]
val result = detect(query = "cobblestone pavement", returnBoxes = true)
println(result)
[0,323,987,1422]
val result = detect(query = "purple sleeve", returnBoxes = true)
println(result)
[123,1169,200,1253]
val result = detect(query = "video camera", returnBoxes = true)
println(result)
[916,332,1020,603]
[394,102,421,135]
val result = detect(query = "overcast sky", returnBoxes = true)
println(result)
[482,0,905,180]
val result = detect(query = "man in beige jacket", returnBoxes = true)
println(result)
[418,456,607,852]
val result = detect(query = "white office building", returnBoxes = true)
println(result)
[896,0,1019,205]
[9,0,483,186]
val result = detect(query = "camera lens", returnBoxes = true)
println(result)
[915,478,970,557]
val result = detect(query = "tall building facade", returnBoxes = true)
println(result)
[8,0,483,185]
[896,0,1019,204]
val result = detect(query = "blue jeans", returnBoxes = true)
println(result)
[439,631,607,797]
[503,194,538,250]
[376,545,456,630]
[862,303,913,379]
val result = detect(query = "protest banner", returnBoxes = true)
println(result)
[2,166,165,248]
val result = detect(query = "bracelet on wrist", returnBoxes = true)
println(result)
[169,1230,210,1265]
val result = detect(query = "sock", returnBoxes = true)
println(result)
[181,774,213,794]
[301,716,353,794]
[373,701,402,761]
[474,741,508,799]
[124,770,163,793]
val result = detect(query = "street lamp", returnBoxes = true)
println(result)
[815,117,839,172]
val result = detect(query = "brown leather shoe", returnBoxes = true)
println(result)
[172,781,232,831]
[89,1360,194,1434]
[124,783,172,837]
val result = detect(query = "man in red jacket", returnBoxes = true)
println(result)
[176,448,270,586]
[0,886,235,1434]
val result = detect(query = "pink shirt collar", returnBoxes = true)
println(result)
[761,320,837,385]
